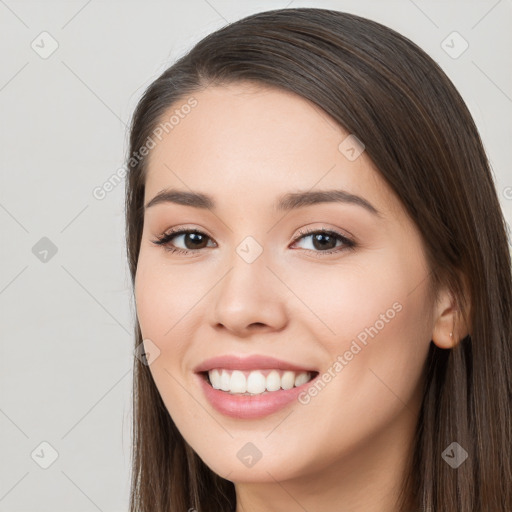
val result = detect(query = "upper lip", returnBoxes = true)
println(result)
[194,354,317,373]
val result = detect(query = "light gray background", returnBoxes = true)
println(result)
[1,1,510,510]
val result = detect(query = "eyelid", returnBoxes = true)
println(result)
[153,224,214,241]
[292,225,354,244]
[290,226,356,256]
[152,225,216,253]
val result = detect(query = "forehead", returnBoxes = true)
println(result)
[143,82,401,218]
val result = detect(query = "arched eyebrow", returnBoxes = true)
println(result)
[144,188,382,218]
[275,189,381,217]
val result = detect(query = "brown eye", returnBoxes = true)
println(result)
[152,229,215,254]
[292,228,355,255]
[178,232,209,250]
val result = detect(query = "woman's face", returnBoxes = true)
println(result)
[134,82,436,485]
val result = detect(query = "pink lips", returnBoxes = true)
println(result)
[194,354,318,420]
[194,354,316,373]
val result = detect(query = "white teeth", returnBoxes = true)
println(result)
[207,369,313,395]
[294,372,310,387]
[246,371,267,394]
[266,370,281,392]
[220,370,230,392]
[281,371,295,390]
[210,369,221,389]
[230,370,247,393]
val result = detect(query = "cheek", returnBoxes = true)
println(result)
[283,250,429,345]
[134,260,204,430]
[134,255,204,351]
[135,270,171,350]
[288,250,432,394]
[280,255,431,461]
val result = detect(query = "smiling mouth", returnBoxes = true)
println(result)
[201,369,319,396]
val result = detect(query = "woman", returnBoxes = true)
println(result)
[124,8,512,511]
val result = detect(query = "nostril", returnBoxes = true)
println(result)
[249,322,266,329]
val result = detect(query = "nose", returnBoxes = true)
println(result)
[212,246,288,337]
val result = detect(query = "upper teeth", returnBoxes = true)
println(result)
[207,369,313,395]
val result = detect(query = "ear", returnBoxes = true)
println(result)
[431,282,471,349]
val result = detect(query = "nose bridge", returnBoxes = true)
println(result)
[220,235,271,302]
[212,234,287,332]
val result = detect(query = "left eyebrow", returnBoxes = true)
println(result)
[275,189,382,217]
[144,188,382,218]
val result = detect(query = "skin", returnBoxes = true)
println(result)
[134,81,464,512]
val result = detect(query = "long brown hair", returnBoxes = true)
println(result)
[124,8,512,511]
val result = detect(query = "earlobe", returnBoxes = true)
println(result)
[432,321,458,349]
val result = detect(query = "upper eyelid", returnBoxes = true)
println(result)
[160,226,348,239]
[162,221,350,235]
[156,226,353,248]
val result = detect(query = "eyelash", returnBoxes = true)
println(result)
[151,226,356,257]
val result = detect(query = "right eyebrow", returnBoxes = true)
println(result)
[145,189,213,210]
[144,187,382,218]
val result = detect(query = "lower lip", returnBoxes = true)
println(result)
[197,373,317,419]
